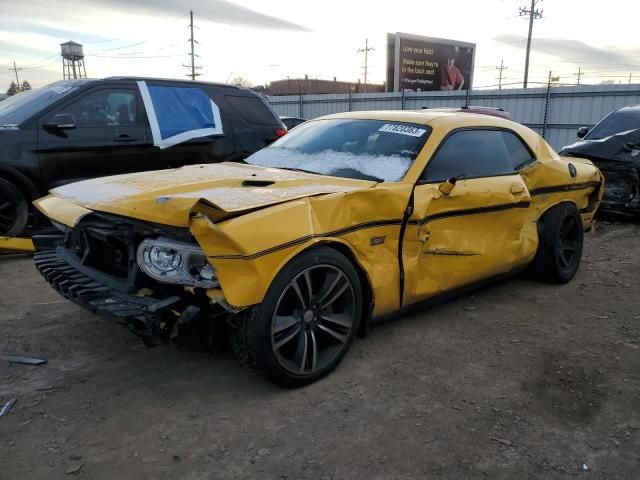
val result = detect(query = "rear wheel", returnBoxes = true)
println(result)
[530,203,584,283]
[230,247,362,387]
[0,178,28,237]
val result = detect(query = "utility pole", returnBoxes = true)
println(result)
[182,10,202,80]
[496,59,508,90]
[519,0,543,88]
[630,73,633,85]
[573,67,582,85]
[357,38,374,94]
[9,61,22,90]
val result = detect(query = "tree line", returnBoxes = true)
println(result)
[6,81,33,96]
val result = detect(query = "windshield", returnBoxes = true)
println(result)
[246,119,431,182]
[0,81,81,126]
[586,109,640,140]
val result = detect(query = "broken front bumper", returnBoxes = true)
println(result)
[33,241,181,341]
[591,160,640,216]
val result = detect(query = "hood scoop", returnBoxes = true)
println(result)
[242,179,275,187]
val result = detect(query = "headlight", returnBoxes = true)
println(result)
[137,237,219,288]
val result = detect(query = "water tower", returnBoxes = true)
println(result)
[60,41,87,79]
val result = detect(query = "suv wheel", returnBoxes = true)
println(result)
[0,178,28,237]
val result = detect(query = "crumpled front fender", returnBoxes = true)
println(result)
[190,185,412,313]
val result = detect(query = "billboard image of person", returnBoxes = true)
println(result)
[387,33,475,92]
[440,49,465,90]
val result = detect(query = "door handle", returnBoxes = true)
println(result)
[510,184,526,195]
[114,133,138,142]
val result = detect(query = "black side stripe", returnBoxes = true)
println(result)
[208,201,532,261]
[209,219,403,260]
[529,181,601,196]
[408,201,531,226]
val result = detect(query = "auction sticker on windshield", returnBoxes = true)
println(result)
[378,124,427,137]
[50,86,71,95]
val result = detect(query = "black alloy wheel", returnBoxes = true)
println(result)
[230,247,362,387]
[556,213,580,271]
[271,264,356,375]
[530,203,584,283]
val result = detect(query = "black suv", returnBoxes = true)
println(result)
[0,77,286,236]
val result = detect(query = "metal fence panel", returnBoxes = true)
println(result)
[268,84,640,150]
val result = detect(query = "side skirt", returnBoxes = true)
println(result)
[369,263,530,327]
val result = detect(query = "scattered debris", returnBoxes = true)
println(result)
[285,447,298,458]
[258,448,271,457]
[491,437,513,447]
[0,355,47,365]
[65,464,83,475]
[0,399,17,417]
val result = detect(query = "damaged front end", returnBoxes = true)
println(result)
[561,129,640,216]
[33,213,230,345]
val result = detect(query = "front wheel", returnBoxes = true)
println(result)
[530,203,584,283]
[230,246,362,387]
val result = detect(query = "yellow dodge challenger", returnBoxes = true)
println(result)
[33,110,604,386]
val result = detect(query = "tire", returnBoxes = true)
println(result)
[230,246,362,387]
[530,203,584,283]
[0,177,28,237]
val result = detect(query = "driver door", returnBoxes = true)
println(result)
[402,128,536,305]
[37,86,151,189]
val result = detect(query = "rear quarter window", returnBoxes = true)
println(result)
[225,95,279,125]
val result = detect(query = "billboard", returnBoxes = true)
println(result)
[386,33,475,92]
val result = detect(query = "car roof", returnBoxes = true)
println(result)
[318,109,546,152]
[425,106,513,120]
[615,104,640,114]
[320,110,454,125]
[319,109,518,128]
[102,76,243,90]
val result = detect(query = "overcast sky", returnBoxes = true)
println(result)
[1,0,639,90]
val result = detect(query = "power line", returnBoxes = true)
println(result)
[573,67,582,85]
[519,0,543,88]
[101,41,148,52]
[9,61,22,88]
[182,11,202,80]
[357,38,374,94]
[90,54,183,59]
[85,12,189,47]
[495,59,509,90]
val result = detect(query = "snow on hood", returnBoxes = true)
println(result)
[49,162,376,226]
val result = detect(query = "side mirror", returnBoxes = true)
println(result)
[577,127,589,139]
[438,177,457,196]
[43,114,76,130]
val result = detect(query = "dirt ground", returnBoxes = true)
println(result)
[1,221,639,480]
